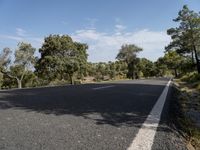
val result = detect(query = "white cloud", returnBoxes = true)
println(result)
[0,26,171,63]
[16,28,27,37]
[0,28,30,42]
[115,24,126,35]
[0,35,23,41]
[72,28,171,62]
[115,24,126,31]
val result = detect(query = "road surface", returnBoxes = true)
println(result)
[0,78,187,150]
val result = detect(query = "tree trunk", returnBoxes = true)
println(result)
[193,46,200,74]
[17,79,22,89]
[132,62,135,80]
[192,51,195,65]
[69,74,74,85]
[196,60,200,74]
[132,72,135,80]
[174,68,178,77]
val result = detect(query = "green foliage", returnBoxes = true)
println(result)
[22,71,40,87]
[180,72,200,83]
[116,44,142,79]
[0,73,3,88]
[166,5,200,73]
[15,42,36,66]
[36,34,88,84]
[163,51,186,77]
[0,42,36,88]
[49,79,70,86]
[116,44,142,63]
[0,47,12,68]
[154,57,168,77]
[138,58,157,77]
[85,60,128,82]
[74,80,82,85]
[1,74,16,89]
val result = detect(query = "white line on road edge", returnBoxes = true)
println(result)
[93,85,115,90]
[127,80,171,150]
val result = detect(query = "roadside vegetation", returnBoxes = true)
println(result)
[0,36,171,89]
[172,80,200,149]
[0,6,198,87]
[165,5,200,150]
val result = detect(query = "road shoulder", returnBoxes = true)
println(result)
[170,81,200,150]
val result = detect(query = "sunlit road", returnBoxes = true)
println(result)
[0,78,186,150]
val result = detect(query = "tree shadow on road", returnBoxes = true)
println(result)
[0,81,168,128]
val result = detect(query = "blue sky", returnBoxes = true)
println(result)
[0,0,200,62]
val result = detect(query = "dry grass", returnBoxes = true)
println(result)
[173,79,200,149]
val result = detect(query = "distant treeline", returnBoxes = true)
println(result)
[0,5,199,89]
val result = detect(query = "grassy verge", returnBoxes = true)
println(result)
[171,76,200,149]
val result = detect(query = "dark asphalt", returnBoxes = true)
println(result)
[0,78,186,150]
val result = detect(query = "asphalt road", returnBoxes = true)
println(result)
[0,78,187,150]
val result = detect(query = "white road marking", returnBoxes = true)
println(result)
[127,80,171,150]
[92,85,115,90]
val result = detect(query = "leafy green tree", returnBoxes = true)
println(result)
[108,61,116,79]
[138,58,156,77]
[155,57,168,77]
[95,63,106,81]
[116,44,142,79]
[1,74,16,89]
[115,61,128,78]
[0,72,3,88]
[0,43,36,88]
[0,47,12,75]
[75,42,88,80]
[179,56,194,75]
[166,5,200,73]
[86,62,96,77]
[85,61,127,81]
[22,71,39,87]
[36,35,88,84]
[163,51,185,77]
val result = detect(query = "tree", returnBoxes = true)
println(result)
[0,43,36,88]
[115,61,128,78]
[163,51,185,77]
[166,5,200,73]
[108,61,116,79]
[74,42,88,80]
[138,58,156,77]
[116,44,142,79]
[0,47,12,68]
[155,57,168,77]
[36,35,88,84]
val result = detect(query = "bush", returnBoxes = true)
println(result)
[49,79,70,86]
[74,80,82,85]
[180,72,200,83]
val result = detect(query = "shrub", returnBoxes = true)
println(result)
[49,79,70,86]
[74,80,82,85]
[180,72,200,83]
